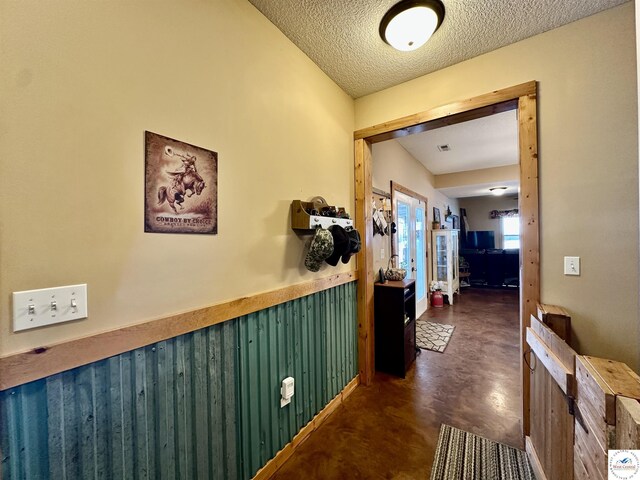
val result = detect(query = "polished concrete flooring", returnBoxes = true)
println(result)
[271,288,522,480]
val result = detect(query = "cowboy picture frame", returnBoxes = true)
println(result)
[144,131,218,234]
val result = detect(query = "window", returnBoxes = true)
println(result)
[502,216,520,249]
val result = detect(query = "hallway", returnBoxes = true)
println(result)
[272,288,522,479]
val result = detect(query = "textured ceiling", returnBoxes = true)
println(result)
[395,110,518,175]
[248,0,629,98]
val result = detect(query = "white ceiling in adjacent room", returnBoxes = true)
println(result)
[395,110,519,175]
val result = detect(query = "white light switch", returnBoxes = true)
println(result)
[564,257,580,276]
[13,284,88,332]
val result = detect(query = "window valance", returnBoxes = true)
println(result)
[490,209,519,219]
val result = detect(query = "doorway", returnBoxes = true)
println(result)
[354,81,539,435]
[392,183,429,316]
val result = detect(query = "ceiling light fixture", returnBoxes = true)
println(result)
[489,187,508,196]
[380,0,445,52]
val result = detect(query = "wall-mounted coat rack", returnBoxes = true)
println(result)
[290,200,353,232]
[371,188,392,236]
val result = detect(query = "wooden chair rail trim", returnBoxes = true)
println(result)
[252,375,360,480]
[353,81,536,141]
[526,327,573,396]
[0,271,358,391]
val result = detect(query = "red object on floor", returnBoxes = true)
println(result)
[431,290,444,308]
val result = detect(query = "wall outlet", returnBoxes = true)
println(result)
[281,376,294,407]
[13,284,88,332]
[564,257,580,276]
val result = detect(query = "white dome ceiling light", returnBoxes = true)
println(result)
[379,0,445,52]
[489,187,508,196]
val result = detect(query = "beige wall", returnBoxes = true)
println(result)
[458,196,519,249]
[0,1,354,355]
[372,140,458,275]
[357,4,640,370]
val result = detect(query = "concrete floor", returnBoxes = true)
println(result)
[271,288,522,479]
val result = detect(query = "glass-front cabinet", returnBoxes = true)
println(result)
[431,229,459,305]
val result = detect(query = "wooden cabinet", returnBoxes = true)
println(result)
[431,229,459,304]
[374,279,416,378]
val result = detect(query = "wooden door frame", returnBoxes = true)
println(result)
[354,81,539,435]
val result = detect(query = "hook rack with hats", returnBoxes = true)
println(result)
[290,198,353,231]
[372,188,393,237]
[291,198,361,272]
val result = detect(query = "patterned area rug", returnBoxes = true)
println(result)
[416,320,455,352]
[430,425,535,480]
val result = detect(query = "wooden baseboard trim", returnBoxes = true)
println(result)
[525,436,547,480]
[252,375,361,480]
[0,271,358,391]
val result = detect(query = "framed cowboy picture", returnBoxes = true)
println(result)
[144,131,218,234]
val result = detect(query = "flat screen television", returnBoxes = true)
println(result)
[467,231,495,249]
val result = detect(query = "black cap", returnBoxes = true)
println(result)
[325,225,350,266]
[341,229,361,264]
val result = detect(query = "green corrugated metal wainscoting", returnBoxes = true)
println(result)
[0,281,358,479]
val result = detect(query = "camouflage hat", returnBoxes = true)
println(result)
[305,227,334,272]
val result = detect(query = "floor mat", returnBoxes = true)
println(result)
[430,424,535,480]
[416,320,455,352]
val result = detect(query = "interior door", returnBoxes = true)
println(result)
[393,190,428,316]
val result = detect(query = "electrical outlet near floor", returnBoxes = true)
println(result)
[564,256,580,276]
[13,284,88,332]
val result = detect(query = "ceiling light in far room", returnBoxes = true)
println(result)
[489,187,508,196]
[380,0,445,52]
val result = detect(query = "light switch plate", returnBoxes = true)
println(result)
[564,257,580,276]
[13,284,88,332]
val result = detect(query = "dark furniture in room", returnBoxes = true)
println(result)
[460,248,519,287]
[374,279,416,378]
[465,230,495,249]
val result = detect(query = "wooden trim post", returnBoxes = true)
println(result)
[355,139,375,385]
[518,91,540,435]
